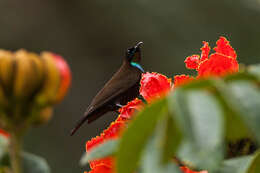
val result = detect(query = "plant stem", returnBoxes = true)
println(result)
[9,131,23,173]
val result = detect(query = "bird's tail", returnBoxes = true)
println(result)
[70,115,88,136]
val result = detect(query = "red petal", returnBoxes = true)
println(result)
[118,99,143,120]
[86,121,125,152]
[198,53,239,78]
[87,164,113,173]
[52,54,71,103]
[102,121,125,139]
[89,157,113,170]
[86,136,104,152]
[200,41,210,62]
[140,72,171,102]
[184,55,200,69]
[180,166,208,173]
[173,75,194,87]
[213,37,237,59]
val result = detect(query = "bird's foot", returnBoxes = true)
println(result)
[113,103,123,114]
[115,103,123,108]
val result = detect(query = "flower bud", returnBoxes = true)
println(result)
[0,49,71,130]
[34,52,61,106]
[32,107,53,125]
[51,54,71,104]
[13,50,44,99]
[35,52,71,105]
[0,50,15,91]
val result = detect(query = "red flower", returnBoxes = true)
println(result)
[200,41,210,62]
[140,72,171,102]
[87,164,113,173]
[175,36,239,86]
[86,121,124,169]
[197,53,238,78]
[174,75,194,87]
[118,98,143,120]
[180,166,208,173]
[102,121,125,139]
[86,99,144,172]
[213,36,237,59]
[184,55,200,69]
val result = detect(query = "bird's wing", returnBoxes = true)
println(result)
[85,63,141,115]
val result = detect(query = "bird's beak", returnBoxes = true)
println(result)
[134,41,143,49]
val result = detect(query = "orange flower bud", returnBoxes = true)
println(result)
[0,49,71,130]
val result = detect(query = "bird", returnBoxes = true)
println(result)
[70,42,144,136]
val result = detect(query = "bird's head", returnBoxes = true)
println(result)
[126,42,144,72]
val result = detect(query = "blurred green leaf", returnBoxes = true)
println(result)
[141,119,181,173]
[248,64,260,80]
[80,139,119,166]
[117,98,168,173]
[171,89,224,171]
[212,80,251,141]
[0,136,8,162]
[162,114,182,163]
[227,81,260,143]
[218,155,254,173]
[114,65,260,173]
[218,150,260,173]
[247,150,260,173]
[23,152,50,173]
[0,152,50,173]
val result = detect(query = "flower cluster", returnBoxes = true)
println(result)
[85,37,239,173]
[0,50,71,129]
[174,37,238,87]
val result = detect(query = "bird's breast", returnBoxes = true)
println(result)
[117,81,140,105]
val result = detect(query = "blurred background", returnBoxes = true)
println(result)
[0,0,260,172]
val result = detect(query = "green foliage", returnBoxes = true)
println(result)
[0,136,8,160]
[22,152,50,173]
[172,89,224,172]
[218,150,260,173]
[117,98,168,173]
[0,152,50,173]
[0,136,50,173]
[82,64,260,173]
[80,139,119,166]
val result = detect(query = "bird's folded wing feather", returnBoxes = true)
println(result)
[85,65,140,115]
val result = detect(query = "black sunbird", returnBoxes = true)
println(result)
[70,42,144,136]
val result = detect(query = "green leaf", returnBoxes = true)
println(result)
[218,155,254,173]
[80,139,119,166]
[0,136,8,162]
[170,89,224,171]
[141,117,181,173]
[248,64,260,80]
[224,72,257,82]
[227,81,260,143]
[23,152,50,173]
[218,150,260,173]
[117,98,168,173]
[212,80,251,141]
[247,150,260,173]
[161,114,182,163]
[0,152,50,173]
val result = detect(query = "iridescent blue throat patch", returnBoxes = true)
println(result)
[130,62,144,72]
